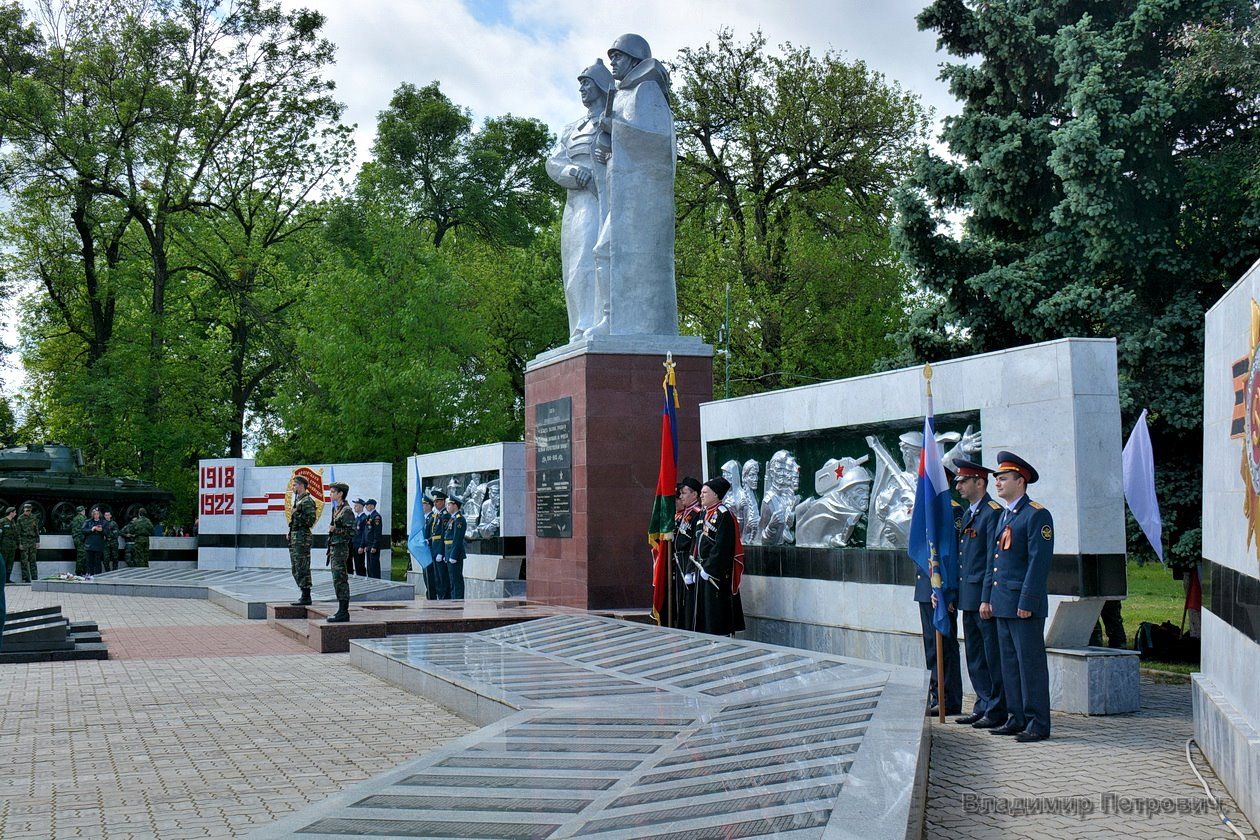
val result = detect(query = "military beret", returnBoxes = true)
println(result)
[993,451,1039,484]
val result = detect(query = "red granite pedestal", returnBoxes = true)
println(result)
[525,350,713,610]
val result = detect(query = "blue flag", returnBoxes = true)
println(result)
[407,459,433,570]
[908,390,959,636]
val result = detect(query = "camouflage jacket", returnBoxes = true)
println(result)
[17,512,40,541]
[70,514,86,544]
[328,502,357,546]
[0,519,17,553]
[122,516,155,543]
[289,493,317,536]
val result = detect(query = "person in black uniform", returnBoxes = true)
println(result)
[430,490,450,599]
[982,450,1054,742]
[364,499,383,578]
[952,458,1006,728]
[672,478,702,629]
[351,498,368,576]
[919,498,963,718]
[690,476,745,636]
[419,496,438,599]
[443,496,467,600]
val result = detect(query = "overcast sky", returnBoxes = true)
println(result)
[3,0,963,404]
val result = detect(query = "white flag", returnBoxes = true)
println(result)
[1122,409,1163,561]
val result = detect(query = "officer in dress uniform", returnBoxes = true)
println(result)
[689,476,745,636]
[982,451,1054,742]
[351,498,368,576]
[919,497,963,718]
[364,500,383,579]
[952,459,1006,728]
[430,490,450,599]
[419,496,438,599]
[443,496,467,600]
[672,478,703,629]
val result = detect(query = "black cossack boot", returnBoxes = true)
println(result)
[326,599,350,623]
[291,587,312,607]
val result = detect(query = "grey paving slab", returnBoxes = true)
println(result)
[251,614,930,840]
[31,567,414,618]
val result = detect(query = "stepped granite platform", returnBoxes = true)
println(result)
[1,605,107,663]
[31,567,414,619]
[268,599,652,653]
[252,614,930,839]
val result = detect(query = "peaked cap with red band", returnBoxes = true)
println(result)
[993,450,1039,484]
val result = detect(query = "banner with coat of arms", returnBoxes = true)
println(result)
[1235,300,1260,558]
[284,466,326,523]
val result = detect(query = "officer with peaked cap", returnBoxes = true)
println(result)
[364,499,383,579]
[981,451,1054,742]
[430,490,450,598]
[351,498,368,576]
[952,458,1006,728]
[443,495,467,600]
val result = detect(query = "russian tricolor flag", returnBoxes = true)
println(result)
[908,389,959,636]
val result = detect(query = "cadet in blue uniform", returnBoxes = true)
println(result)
[918,495,963,717]
[351,498,368,576]
[952,459,1006,728]
[430,490,450,598]
[982,451,1054,742]
[443,496,467,600]
[364,499,383,578]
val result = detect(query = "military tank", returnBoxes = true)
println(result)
[0,443,173,533]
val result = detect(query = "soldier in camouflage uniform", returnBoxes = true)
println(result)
[70,506,87,575]
[102,510,120,571]
[326,482,356,623]
[121,508,155,568]
[1,507,17,584]
[288,475,317,605]
[16,503,41,582]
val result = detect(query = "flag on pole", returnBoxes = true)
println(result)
[1122,409,1164,562]
[407,459,433,570]
[649,355,680,623]
[908,373,959,636]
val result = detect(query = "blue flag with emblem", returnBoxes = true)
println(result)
[407,459,433,570]
[908,376,958,636]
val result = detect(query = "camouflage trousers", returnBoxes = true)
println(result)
[73,539,86,575]
[289,533,312,590]
[131,540,150,568]
[19,541,38,582]
[329,542,350,601]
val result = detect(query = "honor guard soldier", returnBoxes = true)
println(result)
[351,498,368,576]
[120,508,155,568]
[918,499,963,718]
[364,500,383,579]
[982,451,1053,742]
[443,496,467,600]
[16,502,41,583]
[70,506,87,575]
[419,496,438,599]
[689,477,745,636]
[1,507,18,584]
[952,459,1006,728]
[326,482,356,623]
[430,490,450,598]
[672,478,703,629]
[288,475,317,606]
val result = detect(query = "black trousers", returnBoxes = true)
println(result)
[85,549,103,576]
[919,601,962,712]
[366,549,381,579]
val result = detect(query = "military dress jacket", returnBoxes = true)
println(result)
[957,494,1003,613]
[443,513,467,561]
[364,511,383,554]
[673,504,701,568]
[289,493,317,538]
[429,510,450,556]
[352,512,368,550]
[914,500,962,605]
[981,496,1054,619]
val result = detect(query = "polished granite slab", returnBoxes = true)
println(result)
[252,615,929,839]
[31,567,414,618]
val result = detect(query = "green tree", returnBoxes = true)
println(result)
[896,0,1260,566]
[673,29,930,394]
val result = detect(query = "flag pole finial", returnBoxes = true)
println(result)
[923,363,933,397]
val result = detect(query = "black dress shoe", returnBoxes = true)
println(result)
[1015,731,1049,742]
[954,712,985,725]
[971,716,1003,729]
[989,722,1024,736]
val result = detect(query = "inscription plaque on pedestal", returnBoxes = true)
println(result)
[535,397,572,538]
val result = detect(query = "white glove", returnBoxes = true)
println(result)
[447,555,457,563]
[698,568,712,582]
[683,573,696,585]
[435,555,444,563]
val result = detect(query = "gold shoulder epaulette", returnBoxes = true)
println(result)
[951,499,961,507]
[988,500,1002,510]
[1029,501,1044,510]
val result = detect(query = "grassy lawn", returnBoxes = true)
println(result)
[391,548,410,581]
[1115,559,1197,674]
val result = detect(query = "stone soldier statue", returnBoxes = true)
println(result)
[590,34,679,336]
[287,475,317,606]
[443,495,468,600]
[739,460,761,544]
[549,60,615,339]
[476,480,501,539]
[794,457,874,548]
[70,506,87,575]
[16,502,41,582]
[866,426,982,549]
[757,451,800,545]
[1,507,18,584]
[364,499,383,578]
[326,482,356,623]
[982,451,1054,742]
[120,508,155,568]
[463,474,484,533]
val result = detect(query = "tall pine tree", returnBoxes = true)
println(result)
[897,0,1260,566]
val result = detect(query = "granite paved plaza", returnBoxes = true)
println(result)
[2,586,1257,838]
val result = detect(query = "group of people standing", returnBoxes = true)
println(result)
[921,450,1055,743]
[1,503,155,583]
[286,475,358,624]
[419,490,467,601]
[663,476,746,637]
[1,504,44,584]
